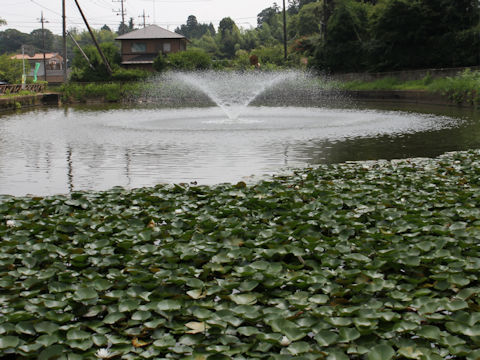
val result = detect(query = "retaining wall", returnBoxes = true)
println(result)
[0,93,61,112]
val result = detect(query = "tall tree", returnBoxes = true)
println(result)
[217,17,242,58]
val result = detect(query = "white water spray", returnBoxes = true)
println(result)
[172,71,297,120]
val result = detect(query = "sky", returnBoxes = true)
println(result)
[1,0,278,35]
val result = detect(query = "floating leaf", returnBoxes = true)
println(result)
[0,336,19,349]
[185,322,209,334]
[229,293,257,305]
[367,344,395,360]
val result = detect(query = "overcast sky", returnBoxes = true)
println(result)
[1,0,277,35]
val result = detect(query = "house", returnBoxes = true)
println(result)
[11,53,66,83]
[116,25,187,70]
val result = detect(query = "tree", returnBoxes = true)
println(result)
[0,18,6,26]
[257,4,280,28]
[295,1,324,36]
[0,29,29,53]
[175,16,216,39]
[217,17,242,58]
[0,54,22,83]
[71,42,121,81]
[101,24,112,32]
[29,28,54,51]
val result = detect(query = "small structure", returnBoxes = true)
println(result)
[10,53,65,83]
[116,25,187,70]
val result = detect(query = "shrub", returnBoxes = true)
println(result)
[153,54,168,72]
[111,68,150,82]
[166,49,212,70]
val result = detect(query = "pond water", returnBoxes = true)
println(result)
[0,102,479,197]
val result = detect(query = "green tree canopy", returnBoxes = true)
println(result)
[0,54,22,83]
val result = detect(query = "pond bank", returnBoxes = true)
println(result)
[0,89,466,111]
[0,93,61,112]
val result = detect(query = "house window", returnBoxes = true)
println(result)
[131,43,146,53]
[163,42,171,53]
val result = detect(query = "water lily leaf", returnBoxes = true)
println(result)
[268,319,307,341]
[66,338,93,351]
[131,310,152,321]
[326,350,349,360]
[314,330,339,346]
[185,322,209,334]
[155,299,182,311]
[338,327,360,342]
[309,294,329,304]
[103,312,125,324]
[239,280,259,292]
[0,335,19,349]
[15,321,36,335]
[187,289,207,299]
[367,344,395,360]
[153,334,176,349]
[73,287,98,301]
[229,293,257,305]
[237,326,260,336]
[38,344,65,360]
[66,328,91,340]
[36,334,59,347]
[118,299,140,312]
[34,321,59,335]
[397,346,424,359]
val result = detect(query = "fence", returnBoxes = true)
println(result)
[0,84,46,95]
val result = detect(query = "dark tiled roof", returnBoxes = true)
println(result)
[121,54,157,64]
[116,25,186,40]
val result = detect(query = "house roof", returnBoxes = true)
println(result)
[116,25,186,40]
[11,53,62,61]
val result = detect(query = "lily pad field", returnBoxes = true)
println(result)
[1,150,480,359]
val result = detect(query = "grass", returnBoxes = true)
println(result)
[338,69,480,105]
[1,149,480,359]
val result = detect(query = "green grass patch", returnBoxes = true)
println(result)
[59,82,142,103]
[339,69,480,106]
[1,150,480,358]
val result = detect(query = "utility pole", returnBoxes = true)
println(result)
[73,0,113,75]
[113,0,127,31]
[282,0,287,60]
[39,11,48,82]
[138,9,149,28]
[62,0,67,82]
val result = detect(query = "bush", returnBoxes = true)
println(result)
[153,54,168,72]
[166,49,212,70]
[111,68,150,82]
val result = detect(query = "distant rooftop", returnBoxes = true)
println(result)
[116,25,186,40]
[11,53,62,60]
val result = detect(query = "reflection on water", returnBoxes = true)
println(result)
[0,103,478,196]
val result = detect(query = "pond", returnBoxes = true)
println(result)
[0,99,479,197]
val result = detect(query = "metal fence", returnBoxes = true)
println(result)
[0,84,46,95]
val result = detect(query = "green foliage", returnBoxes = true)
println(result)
[340,70,480,105]
[70,42,121,82]
[111,68,150,82]
[2,149,480,358]
[0,54,23,83]
[59,82,140,102]
[175,15,215,39]
[153,53,168,72]
[166,49,212,70]
[309,0,480,72]
[428,69,480,105]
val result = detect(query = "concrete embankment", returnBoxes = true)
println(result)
[0,93,61,112]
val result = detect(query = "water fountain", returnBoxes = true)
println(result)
[0,70,472,196]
